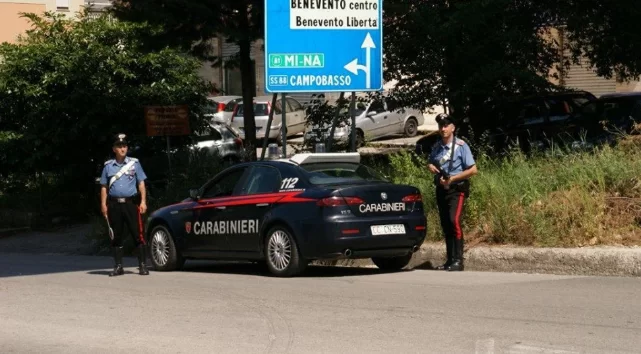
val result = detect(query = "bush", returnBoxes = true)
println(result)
[386,134,641,247]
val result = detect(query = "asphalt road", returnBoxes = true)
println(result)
[1,253,640,354]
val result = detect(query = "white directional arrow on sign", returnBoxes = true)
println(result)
[343,33,376,89]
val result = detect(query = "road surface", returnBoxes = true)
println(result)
[1,253,640,353]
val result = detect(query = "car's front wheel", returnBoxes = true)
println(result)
[264,225,307,277]
[372,254,412,271]
[149,224,184,271]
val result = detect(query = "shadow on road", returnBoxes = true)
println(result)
[412,260,439,270]
[0,253,413,279]
[87,270,139,276]
[154,260,413,278]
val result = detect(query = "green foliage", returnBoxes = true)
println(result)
[110,0,265,159]
[383,0,561,116]
[384,135,641,247]
[0,11,211,181]
[558,0,641,82]
[383,0,641,133]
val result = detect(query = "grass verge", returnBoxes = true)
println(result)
[382,134,641,247]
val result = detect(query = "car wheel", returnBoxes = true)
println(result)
[149,224,184,271]
[264,225,307,277]
[371,254,412,271]
[404,117,418,137]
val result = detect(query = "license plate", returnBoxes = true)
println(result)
[370,224,406,235]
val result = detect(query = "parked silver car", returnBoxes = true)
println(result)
[230,95,308,144]
[205,95,242,125]
[304,97,424,146]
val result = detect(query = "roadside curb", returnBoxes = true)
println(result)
[313,243,641,277]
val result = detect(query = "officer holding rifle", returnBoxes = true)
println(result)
[427,114,478,271]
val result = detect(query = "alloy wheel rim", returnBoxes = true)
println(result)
[268,230,292,271]
[151,230,170,266]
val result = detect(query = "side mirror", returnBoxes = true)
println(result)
[367,111,377,117]
[189,189,200,200]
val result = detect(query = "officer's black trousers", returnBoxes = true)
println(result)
[436,186,467,264]
[107,200,146,248]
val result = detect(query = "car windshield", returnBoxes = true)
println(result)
[301,162,389,185]
[236,103,269,116]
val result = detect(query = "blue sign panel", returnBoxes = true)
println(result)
[264,0,383,93]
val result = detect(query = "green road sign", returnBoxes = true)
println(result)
[269,54,325,69]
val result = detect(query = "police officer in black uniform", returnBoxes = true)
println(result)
[99,133,150,276]
[427,114,478,271]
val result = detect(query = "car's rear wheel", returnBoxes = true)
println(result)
[372,254,412,271]
[404,117,419,137]
[149,224,184,271]
[264,225,307,277]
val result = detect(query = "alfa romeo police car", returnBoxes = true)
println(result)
[145,152,427,277]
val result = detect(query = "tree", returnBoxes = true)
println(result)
[383,0,641,140]
[557,0,641,82]
[383,0,561,124]
[0,11,211,184]
[110,0,265,160]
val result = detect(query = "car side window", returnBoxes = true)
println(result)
[240,166,282,195]
[385,98,399,112]
[287,98,304,112]
[546,98,571,122]
[518,100,545,125]
[209,128,223,141]
[273,100,283,115]
[201,167,247,199]
[369,100,385,114]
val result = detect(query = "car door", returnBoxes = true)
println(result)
[219,165,283,253]
[185,166,250,252]
[384,98,405,133]
[286,97,306,135]
[362,99,388,140]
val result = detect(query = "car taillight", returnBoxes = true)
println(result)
[218,103,226,112]
[234,138,243,147]
[317,196,364,207]
[402,193,422,202]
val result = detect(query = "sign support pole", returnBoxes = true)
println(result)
[350,92,356,152]
[281,93,287,157]
[166,136,172,177]
[327,92,345,152]
[261,93,278,160]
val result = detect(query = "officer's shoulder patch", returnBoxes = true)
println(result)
[128,157,139,162]
[104,159,114,165]
[455,139,466,146]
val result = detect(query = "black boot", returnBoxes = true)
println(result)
[448,239,464,271]
[137,245,149,275]
[109,247,124,277]
[436,237,453,270]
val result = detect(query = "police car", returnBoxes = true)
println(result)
[145,152,427,277]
